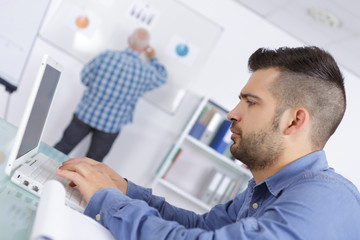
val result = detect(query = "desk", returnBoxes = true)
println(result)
[0,118,69,240]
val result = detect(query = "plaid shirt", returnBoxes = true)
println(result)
[75,48,167,133]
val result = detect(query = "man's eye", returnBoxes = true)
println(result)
[247,100,256,106]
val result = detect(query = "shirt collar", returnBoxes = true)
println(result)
[124,47,141,58]
[252,150,329,197]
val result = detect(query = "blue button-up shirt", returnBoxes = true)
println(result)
[85,151,360,239]
[76,48,167,133]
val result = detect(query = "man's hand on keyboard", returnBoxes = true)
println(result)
[56,157,128,203]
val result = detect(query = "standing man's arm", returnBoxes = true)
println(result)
[145,46,167,89]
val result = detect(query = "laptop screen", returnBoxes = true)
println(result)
[16,65,61,159]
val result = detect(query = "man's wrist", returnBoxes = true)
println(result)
[116,177,128,195]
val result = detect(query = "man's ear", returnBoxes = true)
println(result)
[283,108,309,135]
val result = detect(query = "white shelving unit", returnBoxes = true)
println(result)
[185,135,250,176]
[151,97,252,212]
[156,179,212,210]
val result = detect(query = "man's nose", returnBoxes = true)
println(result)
[227,103,242,122]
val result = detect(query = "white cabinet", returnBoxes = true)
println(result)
[151,97,252,212]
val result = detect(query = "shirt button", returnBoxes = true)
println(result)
[96,213,101,221]
[252,202,259,209]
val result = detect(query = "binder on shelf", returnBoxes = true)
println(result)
[209,175,231,206]
[189,106,209,139]
[199,169,224,204]
[220,179,238,203]
[189,121,206,140]
[162,148,183,179]
[228,179,244,201]
[156,145,175,175]
[200,112,223,145]
[209,119,232,154]
[202,107,217,126]
[197,107,217,140]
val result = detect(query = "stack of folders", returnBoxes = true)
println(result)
[189,105,233,155]
[198,168,247,206]
[189,105,215,139]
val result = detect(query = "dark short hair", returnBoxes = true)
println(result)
[248,46,346,149]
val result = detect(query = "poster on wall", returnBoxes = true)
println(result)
[127,1,160,29]
[165,35,200,67]
[40,0,223,114]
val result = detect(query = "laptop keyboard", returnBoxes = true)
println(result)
[13,153,86,212]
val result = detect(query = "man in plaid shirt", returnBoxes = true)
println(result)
[54,28,167,162]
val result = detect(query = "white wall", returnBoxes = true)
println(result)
[1,0,359,195]
[180,0,360,190]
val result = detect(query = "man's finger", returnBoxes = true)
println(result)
[56,168,96,203]
[56,167,85,188]
[59,162,94,179]
[62,157,100,166]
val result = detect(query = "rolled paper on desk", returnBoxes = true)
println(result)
[31,180,66,239]
[31,180,115,240]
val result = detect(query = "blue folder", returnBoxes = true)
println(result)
[209,120,232,154]
[189,121,206,139]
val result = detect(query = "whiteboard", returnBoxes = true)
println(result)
[40,0,223,113]
[0,0,49,91]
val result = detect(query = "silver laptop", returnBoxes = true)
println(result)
[4,55,85,212]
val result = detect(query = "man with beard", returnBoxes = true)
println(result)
[56,46,360,239]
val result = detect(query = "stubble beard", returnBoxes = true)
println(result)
[230,122,284,172]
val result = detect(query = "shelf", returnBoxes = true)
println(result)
[157,178,211,211]
[185,135,251,177]
[151,97,252,213]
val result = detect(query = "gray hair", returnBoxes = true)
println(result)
[129,28,150,51]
